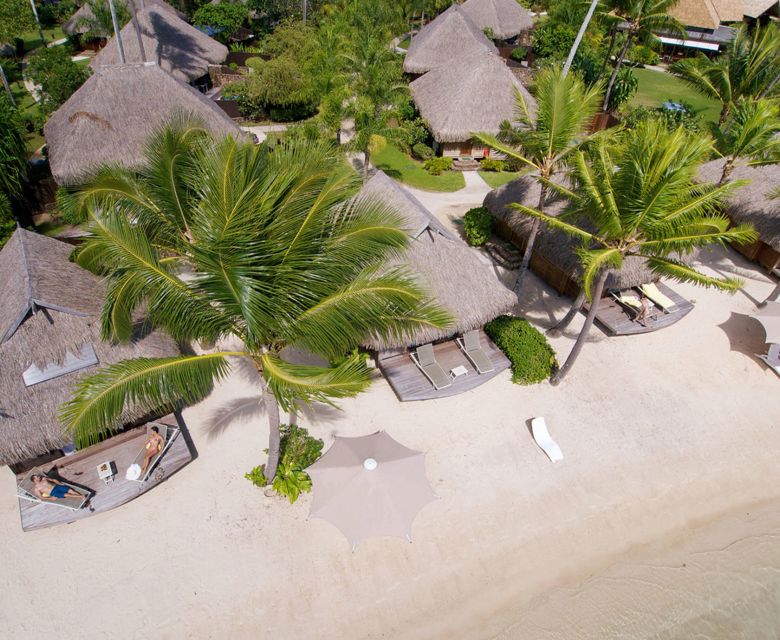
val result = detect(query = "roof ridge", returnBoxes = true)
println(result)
[15,229,35,311]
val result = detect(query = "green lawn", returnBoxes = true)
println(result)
[630,68,721,124]
[19,26,67,52]
[372,142,465,192]
[398,36,411,50]
[478,171,521,189]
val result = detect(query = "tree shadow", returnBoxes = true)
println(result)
[203,394,266,441]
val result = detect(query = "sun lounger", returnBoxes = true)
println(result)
[530,417,563,463]
[411,343,452,390]
[639,283,676,313]
[17,467,90,511]
[127,423,179,482]
[457,330,494,374]
[757,343,780,377]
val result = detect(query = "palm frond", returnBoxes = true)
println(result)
[508,202,595,243]
[577,248,622,300]
[644,256,743,292]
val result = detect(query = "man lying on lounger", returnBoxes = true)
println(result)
[140,426,165,477]
[31,474,84,501]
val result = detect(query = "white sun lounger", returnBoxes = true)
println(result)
[757,343,780,378]
[457,330,494,374]
[127,423,179,483]
[411,343,452,390]
[639,283,676,313]
[530,417,563,463]
[17,467,90,511]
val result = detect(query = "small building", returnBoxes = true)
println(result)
[409,51,536,158]
[90,6,228,86]
[659,0,740,57]
[45,62,245,185]
[62,0,186,39]
[403,4,498,75]
[460,0,534,42]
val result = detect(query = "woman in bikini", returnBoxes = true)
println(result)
[140,426,165,477]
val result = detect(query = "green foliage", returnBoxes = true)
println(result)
[622,101,703,133]
[38,0,77,27]
[193,3,248,43]
[423,156,452,175]
[484,316,558,385]
[244,464,268,487]
[479,158,505,172]
[0,193,16,250]
[0,0,36,43]
[398,117,429,149]
[482,26,494,40]
[0,95,26,246]
[412,142,433,160]
[272,462,312,503]
[532,21,577,59]
[629,44,659,66]
[462,206,493,247]
[509,46,528,62]
[27,46,89,116]
[606,66,638,111]
[75,0,130,40]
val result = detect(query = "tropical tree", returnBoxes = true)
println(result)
[0,95,26,247]
[601,0,683,112]
[59,120,451,483]
[670,24,780,125]
[0,0,37,103]
[473,65,603,294]
[75,0,130,40]
[513,121,756,384]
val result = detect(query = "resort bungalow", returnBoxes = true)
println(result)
[90,6,228,87]
[658,0,738,57]
[62,0,186,44]
[409,51,536,159]
[484,177,695,336]
[699,160,780,272]
[45,62,244,186]
[403,4,498,75]
[0,229,192,531]
[460,0,534,43]
[359,171,516,401]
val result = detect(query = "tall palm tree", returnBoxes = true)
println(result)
[473,65,603,294]
[670,24,780,125]
[512,121,756,384]
[59,120,451,482]
[76,0,131,41]
[601,0,683,112]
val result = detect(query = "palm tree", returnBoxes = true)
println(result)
[711,97,780,184]
[75,0,131,41]
[512,121,756,384]
[473,65,603,294]
[601,0,683,112]
[670,24,780,126]
[59,119,451,483]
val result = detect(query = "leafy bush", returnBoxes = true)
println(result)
[509,46,528,62]
[399,116,429,149]
[423,156,453,175]
[27,46,89,116]
[629,44,659,66]
[606,66,638,111]
[193,3,248,43]
[484,315,558,384]
[412,142,434,160]
[463,206,493,246]
[532,21,577,59]
[480,158,505,172]
[622,101,703,133]
[483,26,495,40]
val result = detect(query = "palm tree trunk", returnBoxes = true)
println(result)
[719,156,735,185]
[108,0,126,64]
[364,145,370,176]
[602,31,633,112]
[29,0,46,46]
[546,290,586,337]
[513,184,547,294]
[263,382,282,484]
[563,0,600,77]
[718,104,729,126]
[0,63,14,104]
[598,26,618,81]
[550,269,608,385]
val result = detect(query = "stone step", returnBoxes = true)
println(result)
[485,239,523,270]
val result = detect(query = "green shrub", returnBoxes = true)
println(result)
[480,158,505,172]
[423,156,453,175]
[485,315,558,384]
[532,22,577,59]
[463,206,493,246]
[622,101,703,134]
[27,46,90,116]
[244,464,268,487]
[629,44,659,66]
[606,66,638,112]
[509,46,528,62]
[412,142,434,160]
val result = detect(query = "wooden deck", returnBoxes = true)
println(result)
[591,283,695,337]
[378,330,510,402]
[17,415,193,532]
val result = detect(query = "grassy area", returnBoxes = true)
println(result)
[398,36,411,50]
[630,68,721,124]
[19,26,67,52]
[478,171,520,189]
[372,140,465,192]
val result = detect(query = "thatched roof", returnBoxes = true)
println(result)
[0,229,179,466]
[409,51,536,143]
[62,0,186,36]
[359,171,516,350]
[403,4,498,74]
[483,176,657,290]
[90,6,227,82]
[460,0,534,40]
[45,63,244,185]
[669,0,722,29]
[710,0,749,21]
[743,0,778,18]
[698,160,780,251]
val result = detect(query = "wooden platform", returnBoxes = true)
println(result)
[17,415,193,532]
[378,330,510,402]
[591,283,695,337]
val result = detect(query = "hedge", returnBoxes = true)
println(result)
[485,315,558,384]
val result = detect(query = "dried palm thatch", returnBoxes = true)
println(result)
[403,4,498,74]
[710,0,749,22]
[460,0,534,40]
[668,0,721,29]
[698,159,780,251]
[358,172,516,350]
[90,6,227,82]
[62,0,185,36]
[742,0,778,18]
[410,51,536,143]
[0,229,178,467]
[483,176,657,290]
[45,63,244,185]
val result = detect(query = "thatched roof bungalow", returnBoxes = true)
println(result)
[460,0,534,41]
[358,171,516,351]
[698,159,780,270]
[62,0,186,37]
[0,229,178,468]
[45,62,244,185]
[409,51,536,158]
[403,4,498,75]
[90,6,227,83]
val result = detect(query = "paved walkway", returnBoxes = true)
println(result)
[240,124,288,142]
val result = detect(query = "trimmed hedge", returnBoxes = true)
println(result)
[423,156,453,175]
[412,142,434,160]
[480,158,505,172]
[485,315,558,385]
[463,206,493,246]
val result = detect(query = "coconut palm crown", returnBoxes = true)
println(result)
[58,119,451,481]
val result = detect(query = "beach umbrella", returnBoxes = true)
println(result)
[307,431,436,551]
[750,302,780,345]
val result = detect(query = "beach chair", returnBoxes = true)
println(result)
[457,330,494,374]
[126,423,179,482]
[639,283,676,313]
[609,289,642,319]
[757,343,780,378]
[17,467,90,511]
[530,417,563,463]
[411,343,452,390]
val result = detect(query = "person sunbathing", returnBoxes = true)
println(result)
[635,294,651,327]
[31,474,83,501]
[140,426,165,477]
